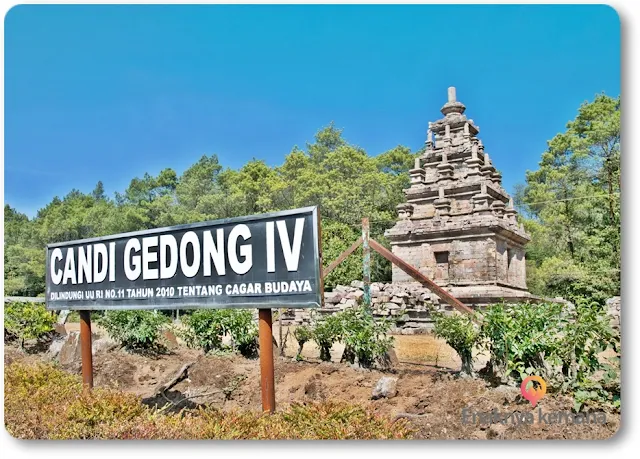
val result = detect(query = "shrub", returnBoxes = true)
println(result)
[309,307,394,368]
[293,325,312,360]
[4,301,55,348]
[179,309,258,358]
[97,310,169,352]
[558,298,620,411]
[225,309,259,358]
[432,311,480,377]
[311,313,342,361]
[480,302,565,382]
[338,307,394,369]
[5,362,414,440]
[479,300,620,412]
[179,310,225,353]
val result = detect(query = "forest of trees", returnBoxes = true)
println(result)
[4,94,621,305]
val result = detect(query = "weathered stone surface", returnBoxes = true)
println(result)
[372,376,398,399]
[47,336,66,359]
[324,291,344,303]
[92,336,119,354]
[384,348,399,367]
[607,296,621,332]
[58,332,82,365]
[57,310,70,325]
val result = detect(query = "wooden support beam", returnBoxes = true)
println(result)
[362,218,371,310]
[368,238,475,316]
[323,237,363,277]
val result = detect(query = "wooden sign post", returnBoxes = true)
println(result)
[258,309,276,413]
[79,310,94,390]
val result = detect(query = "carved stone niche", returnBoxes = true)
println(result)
[434,187,452,217]
[490,199,506,217]
[396,203,414,220]
[472,182,492,216]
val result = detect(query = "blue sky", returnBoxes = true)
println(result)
[4,4,620,218]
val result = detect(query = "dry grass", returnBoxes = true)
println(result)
[5,361,414,440]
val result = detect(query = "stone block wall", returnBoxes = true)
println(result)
[391,237,499,286]
[449,238,496,284]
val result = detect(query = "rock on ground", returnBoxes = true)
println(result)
[372,376,398,399]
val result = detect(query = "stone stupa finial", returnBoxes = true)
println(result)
[441,86,466,116]
[448,86,456,103]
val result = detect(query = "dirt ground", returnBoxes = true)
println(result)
[4,324,620,440]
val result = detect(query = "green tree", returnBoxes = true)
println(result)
[518,93,620,301]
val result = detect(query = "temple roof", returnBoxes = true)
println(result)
[428,87,480,136]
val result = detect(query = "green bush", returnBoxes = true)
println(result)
[432,311,480,377]
[179,310,224,353]
[558,298,620,411]
[480,302,565,381]
[4,301,55,348]
[311,313,343,362]
[98,310,169,352]
[224,309,259,358]
[293,325,312,361]
[479,301,619,411]
[338,307,394,369]
[309,307,394,368]
[179,309,258,358]
[5,362,414,440]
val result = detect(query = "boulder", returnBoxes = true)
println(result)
[58,332,82,366]
[47,336,66,360]
[344,298,357,307]
[350,280,364,289]
[378,348,399,370]
[324,291,344,304]
[92,336,119,354]
[390,296,404,305]
[372,376,398,399]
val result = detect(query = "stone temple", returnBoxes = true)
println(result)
[385,87,533,307]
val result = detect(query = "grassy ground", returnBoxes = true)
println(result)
[4,361,414,440]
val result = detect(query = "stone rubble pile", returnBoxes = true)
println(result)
[606,296,621,333]
[281,281,449,333]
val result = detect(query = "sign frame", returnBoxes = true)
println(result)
[45,206,322,311]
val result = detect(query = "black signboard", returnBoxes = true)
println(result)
[45,207,322,310]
